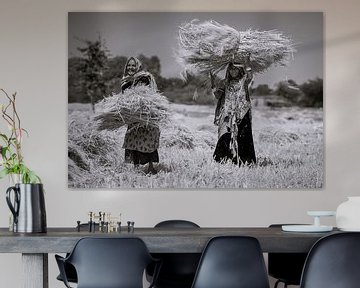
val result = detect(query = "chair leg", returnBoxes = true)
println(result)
[274,280,289,288]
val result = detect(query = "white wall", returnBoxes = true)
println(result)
[0,0,360,287]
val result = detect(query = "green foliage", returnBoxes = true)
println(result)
[0,163,41,184]
[0,89,41,184]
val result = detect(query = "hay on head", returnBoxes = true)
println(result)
[95,85,170,131]
[177,19,296,76]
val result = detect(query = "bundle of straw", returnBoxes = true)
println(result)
[95,85,170,131]
[161,124,196,149]
[69,112,121,160]
[177,19,295,75]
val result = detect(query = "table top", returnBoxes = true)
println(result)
[0,227,340,254]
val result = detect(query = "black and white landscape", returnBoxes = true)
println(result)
[68,12,323,189]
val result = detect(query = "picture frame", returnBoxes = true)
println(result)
[68,12,323,189]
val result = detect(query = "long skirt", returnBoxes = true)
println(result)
[125,149,159,165]
[213,111,256,165]
[123,123,160,165]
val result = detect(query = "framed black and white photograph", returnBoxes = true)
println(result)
[68,12,323,189]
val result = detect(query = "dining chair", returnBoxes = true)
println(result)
[268,224,308,288]
[191,236,270,288]
[56,223,99,284]
[55,237,161,288]
[300,232,360,288]
[146,220,201,288]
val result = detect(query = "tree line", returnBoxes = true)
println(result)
[68,38,323,108]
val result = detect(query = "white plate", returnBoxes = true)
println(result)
[282,225,333,232]
[307,211,336,217]
[338,227,360,232]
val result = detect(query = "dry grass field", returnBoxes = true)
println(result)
[68,100,323,189]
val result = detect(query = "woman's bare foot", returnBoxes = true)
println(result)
[146,162,157,174]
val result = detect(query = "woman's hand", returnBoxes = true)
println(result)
[209,71,216,89]
[245,52,251,65]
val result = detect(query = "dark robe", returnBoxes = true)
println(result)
[213,72,256,166]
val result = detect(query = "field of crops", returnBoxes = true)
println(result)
[68,100,323,189]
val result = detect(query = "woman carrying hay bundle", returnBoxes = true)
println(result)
[120,57,160,174]
[212,61,256,165]
[177,19,295,166]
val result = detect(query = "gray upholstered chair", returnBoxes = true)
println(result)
[300,232,360,288]
[56,237,160,288]
[147,220,201,288]
[191,236,270,288]
[268,224,308,288]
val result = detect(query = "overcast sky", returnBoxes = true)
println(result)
[68,12,323,87]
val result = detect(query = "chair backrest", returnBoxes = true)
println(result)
[150,220,201,287]
[155,220,200,228]
[191,236,270,288]
[66,237,154,288]
[268,224,308,285]
[300,232,360,288]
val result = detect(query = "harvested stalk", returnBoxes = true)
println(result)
[177,19,295,75]
[95,85,170,131]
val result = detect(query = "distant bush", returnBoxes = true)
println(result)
[299,78,323,107]
[163,87,215,105]
[274,80,304,103]
[252,84,273,96]
[68,39,322,107]
[68,57,87,103]
[273,78,323,107]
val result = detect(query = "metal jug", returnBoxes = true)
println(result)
[6,183,47,233]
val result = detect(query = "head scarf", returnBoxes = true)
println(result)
[225,62,245,82]
[121,56,158,91]
[123,57,143,77]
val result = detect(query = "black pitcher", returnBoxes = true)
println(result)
[6,183,47,233]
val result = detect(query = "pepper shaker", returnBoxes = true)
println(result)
[77,221,81,232]
[88,211,93,232]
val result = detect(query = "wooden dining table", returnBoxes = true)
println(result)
[0,226,339,288]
